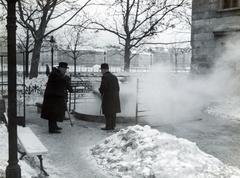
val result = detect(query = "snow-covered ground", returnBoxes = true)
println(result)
[91,125,240,178]
[204,96,240,122]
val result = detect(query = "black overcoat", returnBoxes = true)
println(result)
[41,68,73,122]
[99,71,121,114]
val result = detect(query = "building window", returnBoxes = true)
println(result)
[221,0,240,9]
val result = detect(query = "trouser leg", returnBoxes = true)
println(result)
[48,120,56,131]
[54,121,58,128]
[112,113,116,129]
[104,114,111,129]
[105,114,116,130]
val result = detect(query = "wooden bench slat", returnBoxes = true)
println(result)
[3,112,8,124]
[17,126,48,156]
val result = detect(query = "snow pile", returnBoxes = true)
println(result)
[204,97,240,121]
[91,125,240,178]
[0,125,38,178]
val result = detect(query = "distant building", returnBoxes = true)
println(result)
[191,0,240,73]
[20,42,191,73]
[57,48,152,68]
[56,46,191,72]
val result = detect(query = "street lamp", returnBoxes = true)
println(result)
[6,0,21,177]
[49,36,56,69]
[103,51,106,63]
[149,48,153,67]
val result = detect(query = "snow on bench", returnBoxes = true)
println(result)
[17,126,48,156]
[2,112,49,176]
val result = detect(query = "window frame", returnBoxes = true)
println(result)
[218,0,240,11]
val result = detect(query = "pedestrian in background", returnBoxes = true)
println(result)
[99,63,121,130]
[41,62,73,134]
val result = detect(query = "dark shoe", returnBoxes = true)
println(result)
[55,126,62,130]
[49,130,61,134]
[101,128,111,130]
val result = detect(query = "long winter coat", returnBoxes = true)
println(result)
[41,68,73,122]
[99,71,121,114]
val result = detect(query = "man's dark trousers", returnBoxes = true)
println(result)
[104,113,116,129]
[48,120,57,131]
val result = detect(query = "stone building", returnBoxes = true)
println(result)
[191,0,240,73]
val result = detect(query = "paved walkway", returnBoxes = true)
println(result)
[25,106,124,178]
[25,105,240,177]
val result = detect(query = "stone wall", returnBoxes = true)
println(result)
[191,0,240,73]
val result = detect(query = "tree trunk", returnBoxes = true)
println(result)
[29,38,43,79]
[25,29,29,78]
[74,57,76,76]
[124,39,131,71]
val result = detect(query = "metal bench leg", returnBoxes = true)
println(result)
[18,150,26,160]
[37,155,49,176]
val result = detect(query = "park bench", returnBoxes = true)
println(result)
[35,102,42,113]
[2,112,49,176]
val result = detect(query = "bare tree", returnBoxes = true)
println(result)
[1,1,34,77]
[1,0,92,78]
[91,0,191,71]
[16,22,35,77]
[0,1,6,21]
[0,2,7,40]
[59,22,91,76]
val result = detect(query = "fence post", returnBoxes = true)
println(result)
[1,56,3,97]
[135,78,139,124]
[69,92,72,112]
[74,86,76,111]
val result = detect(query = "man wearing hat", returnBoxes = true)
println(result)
[99,63,121,130]
[41,62,73,133]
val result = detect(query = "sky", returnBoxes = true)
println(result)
[0,0,191,50]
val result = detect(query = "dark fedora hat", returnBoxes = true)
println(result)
[100,63,109,69]
[58,62,69,68]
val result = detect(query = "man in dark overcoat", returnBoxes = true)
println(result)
[99,63,121,130]
[41,62,73,133]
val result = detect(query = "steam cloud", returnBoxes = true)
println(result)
[131,36,240,125]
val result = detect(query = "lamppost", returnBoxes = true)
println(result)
[103,51,106,63]
[5,0,21,177]
[50,36,56,69]
[174,50,178,73]
[149,48,153,67]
